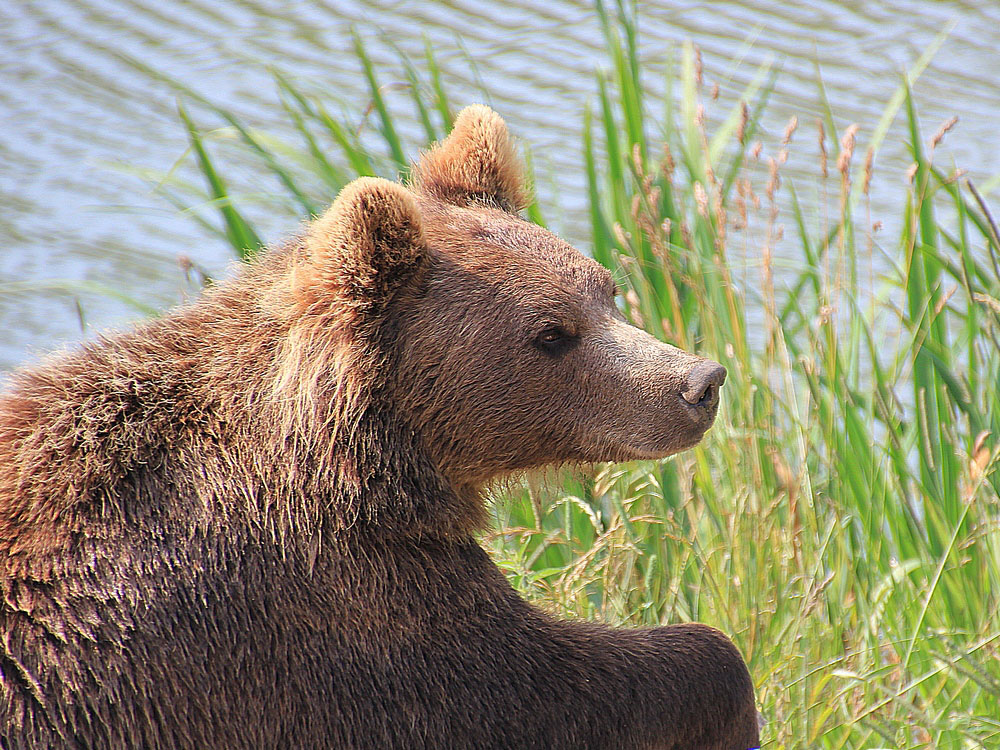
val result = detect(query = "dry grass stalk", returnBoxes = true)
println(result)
[817,118,828,178]
[862,147,875,196]
[733,180,748,231]
[712,184,726,241]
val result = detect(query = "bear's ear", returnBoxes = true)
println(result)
[305,177,427,309]
[412,104,528,213]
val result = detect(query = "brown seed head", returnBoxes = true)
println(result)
[632,143,644,176]
[837,124,860,177]
[661,143,676,180]
[766,158,780,203]
[930,115,959,150]
[782,115,798,145]
[694,182,709,218]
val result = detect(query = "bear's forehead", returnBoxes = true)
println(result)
[422,203,615,298]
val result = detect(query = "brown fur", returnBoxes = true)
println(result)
[412,104,529,213]
[0,105,758,749]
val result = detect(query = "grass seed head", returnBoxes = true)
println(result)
[782,115,798,145]
[767,157,780,202]
[837,123,860,177]
[694,182,709,218]
[930,115,959,150]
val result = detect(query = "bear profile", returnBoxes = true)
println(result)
[0,104,758,749]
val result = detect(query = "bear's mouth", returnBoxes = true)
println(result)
[606,427,712,462]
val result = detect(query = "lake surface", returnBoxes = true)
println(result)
[2,0,999,372]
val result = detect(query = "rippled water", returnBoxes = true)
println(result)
[2,0,998,372]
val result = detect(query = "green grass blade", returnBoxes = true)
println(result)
[314,102,377,178]
[424,34,453,133]
[352,30,408,172]
[393,44,439,144]
[584,105,614,268]
[177,102,262,259]
[273,76,346,193]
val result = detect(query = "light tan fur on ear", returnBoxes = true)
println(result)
[305,177,427,307]
[412,104,529,213]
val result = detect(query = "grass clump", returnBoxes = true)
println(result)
[149,7,1000,747]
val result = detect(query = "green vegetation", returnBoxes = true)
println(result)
[153,4,1000,747]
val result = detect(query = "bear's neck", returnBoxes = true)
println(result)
[277,391,490,539]
[200,337,489,542]
[241,289,490,541]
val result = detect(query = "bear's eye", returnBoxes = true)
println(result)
[539,329,563,344]
[535,326,575,354]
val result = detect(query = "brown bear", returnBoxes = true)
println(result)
[0,105,758,749]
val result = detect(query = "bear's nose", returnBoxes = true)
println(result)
[681,360,727,408]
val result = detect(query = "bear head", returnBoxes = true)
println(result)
[292,104,725,531]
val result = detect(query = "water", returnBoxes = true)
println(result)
[2,0,998,372]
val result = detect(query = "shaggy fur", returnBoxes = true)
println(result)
[0,105,758,749]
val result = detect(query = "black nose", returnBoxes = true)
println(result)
[681,361,727,408]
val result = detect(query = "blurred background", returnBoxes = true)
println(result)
[2,0,998,371]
